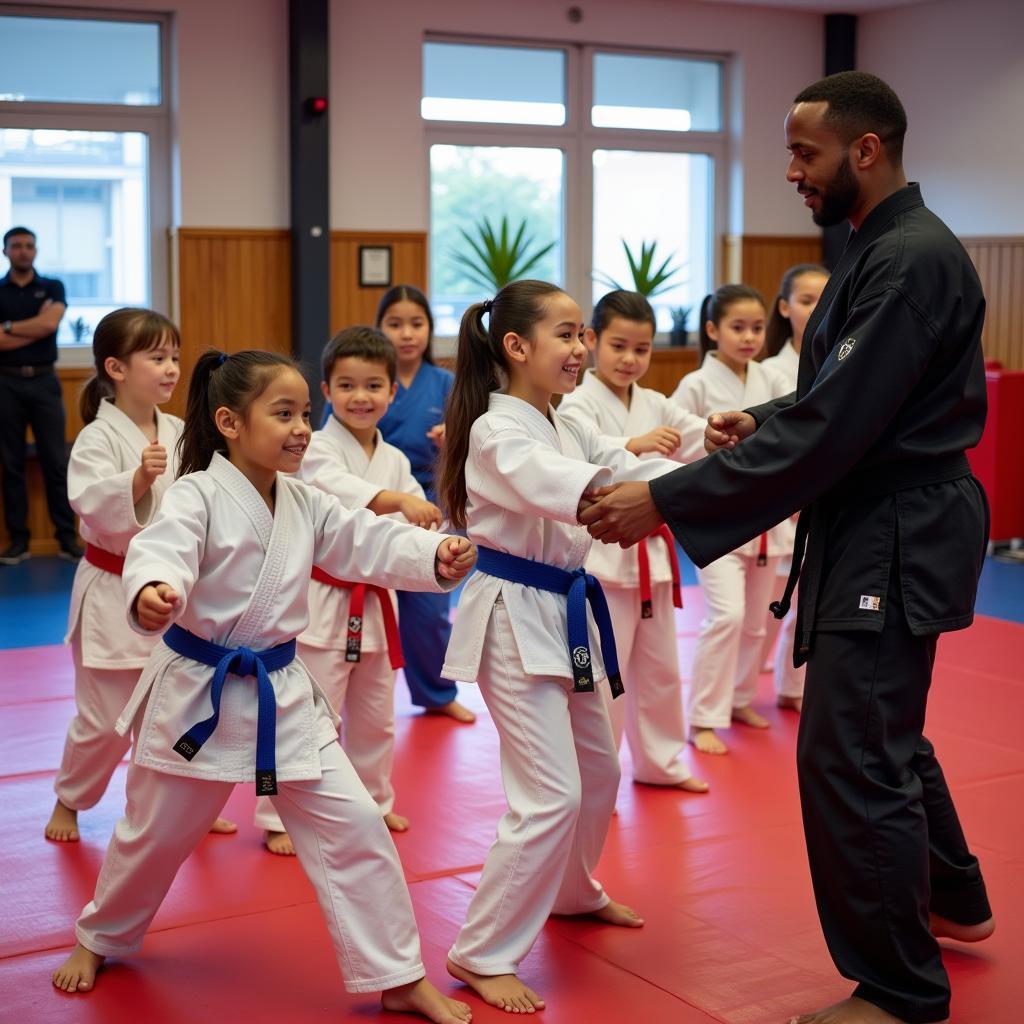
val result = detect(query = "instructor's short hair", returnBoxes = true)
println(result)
[3,226,35,248]
[794,71,907,166]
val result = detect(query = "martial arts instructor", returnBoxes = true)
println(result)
[580,71,994,1024]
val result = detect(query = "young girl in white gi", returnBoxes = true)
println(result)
[45,308,235,842]
[437,280,683,1014]
[670,285,793,755]
[256,327,443,854]
[376,285,475,724]
[52,349,476,1024]
[759,264,829,714]
[557,290,708,794]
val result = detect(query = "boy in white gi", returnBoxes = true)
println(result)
[256,327,443,854]
[52,348,476,1024]
[557,290,708,793]
[671,285,794,755]
[436,280,684,1014]
[46,308,234,841]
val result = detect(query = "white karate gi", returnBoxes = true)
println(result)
[759,340,805,700]
[253,417,424,831]
[671,354,792,728]
[75,453,455,993]
[442,392,679,975]
[558,370,705,784]
[57,399,181,810]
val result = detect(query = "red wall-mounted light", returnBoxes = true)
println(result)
[305,96,328,115]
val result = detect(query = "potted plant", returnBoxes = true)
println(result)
[452,215,556,292]
[669,306,691,347]
[594,239,686,298]
[69,316,91,345]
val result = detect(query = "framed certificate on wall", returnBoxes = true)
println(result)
[359,245,392,287]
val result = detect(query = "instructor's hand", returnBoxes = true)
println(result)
[705,411,756,453]
[578,482,662,547]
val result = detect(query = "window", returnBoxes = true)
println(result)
[425,40,725,338]
[0,7,169,355]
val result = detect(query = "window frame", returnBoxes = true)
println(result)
[423,34,729,341]
[0,3,173,366]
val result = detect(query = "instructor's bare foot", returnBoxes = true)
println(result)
[385,811,410,832]
[381,976,472,1023]
[787,996,927,1024]
[209,816,237,834]
[264,829,296,855]
[930,911,995,943]
[52,944,104,993]
[675,776,710,794]
[424,700,476,724]
[690,727,728,755]
[777,695,803,713]
[587,899,644,928]
[45,799,80,842]
[732,705,770,728]
[447,959,544,1014]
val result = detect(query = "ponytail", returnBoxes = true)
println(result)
[699,284,767,358]
[438,279,564,529]
[176,348,298,477]
[764,263,829,357]
[79,374,114,425]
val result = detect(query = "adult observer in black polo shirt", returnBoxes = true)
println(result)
[0,226,82,564]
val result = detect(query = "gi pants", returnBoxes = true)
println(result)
[255,644,396,832]
[54,626,137,810]
[602,582,693,784]
[691,551,781,728]
[449,600,619,975]
[76,741,425,994]
[798,571,991,1023]
[761,560,806,699]
[0,371,78,547]
[397,589,458,708]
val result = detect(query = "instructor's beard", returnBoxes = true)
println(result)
[812,154,860,227]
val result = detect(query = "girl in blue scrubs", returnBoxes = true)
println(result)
[375,286,475,723]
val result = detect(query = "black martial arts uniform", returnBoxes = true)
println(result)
[649,184,992,1023]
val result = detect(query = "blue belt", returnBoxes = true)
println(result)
[476,546,623,698]
[163,623,296,795]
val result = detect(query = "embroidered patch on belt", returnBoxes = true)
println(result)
[859,595,881,611]
[838,337,856,361]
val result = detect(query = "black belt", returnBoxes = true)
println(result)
[0,364,54,378]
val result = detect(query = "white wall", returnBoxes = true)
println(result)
[32,0,289,228]
[329,0,824,236]
[860,0,1024,235]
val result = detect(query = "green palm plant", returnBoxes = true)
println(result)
[594,239,686,298]
[452,216,556,292]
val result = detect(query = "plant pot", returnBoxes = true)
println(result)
[669,328,688,347]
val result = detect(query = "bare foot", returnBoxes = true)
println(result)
[264,830,296,855]
[424,700,477,724]
[381,976,473,1023]
[447,959,545,1014]
[787,996,925,1023]
[675,776,710,794]
[52,944,104,993]
[45,799,80,842]
[385,811,411,832]
[777,695,803,713]
[690,728,728,755]
[209,816,237,834]
[586,899,644,928]
[732,705,771,728]
[930,911,995,943]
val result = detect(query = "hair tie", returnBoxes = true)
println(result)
[217,352,228,367]
[481,299,493,315]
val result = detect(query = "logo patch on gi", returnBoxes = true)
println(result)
[572,645,591,669]
[859,595,881,611]
[837,337,856,361]
[348,615,362,633]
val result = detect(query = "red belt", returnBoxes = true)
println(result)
[636,524,683,619]
[757,531,768,567]
[310,566,404,670]
[85,543,126,576]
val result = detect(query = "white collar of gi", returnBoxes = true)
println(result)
[488,391,560,441]
[207,451,275,546]
[321,412,381,470]
[96,396,168,449]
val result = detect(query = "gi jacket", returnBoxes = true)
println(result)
[649,185,988,662]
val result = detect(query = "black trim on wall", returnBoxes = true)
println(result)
[822,13,858,270]
[289,0,330,416]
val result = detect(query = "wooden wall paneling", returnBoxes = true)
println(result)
[733,235,824,309]
[330,231,428,334]
[962,237,1024,369]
